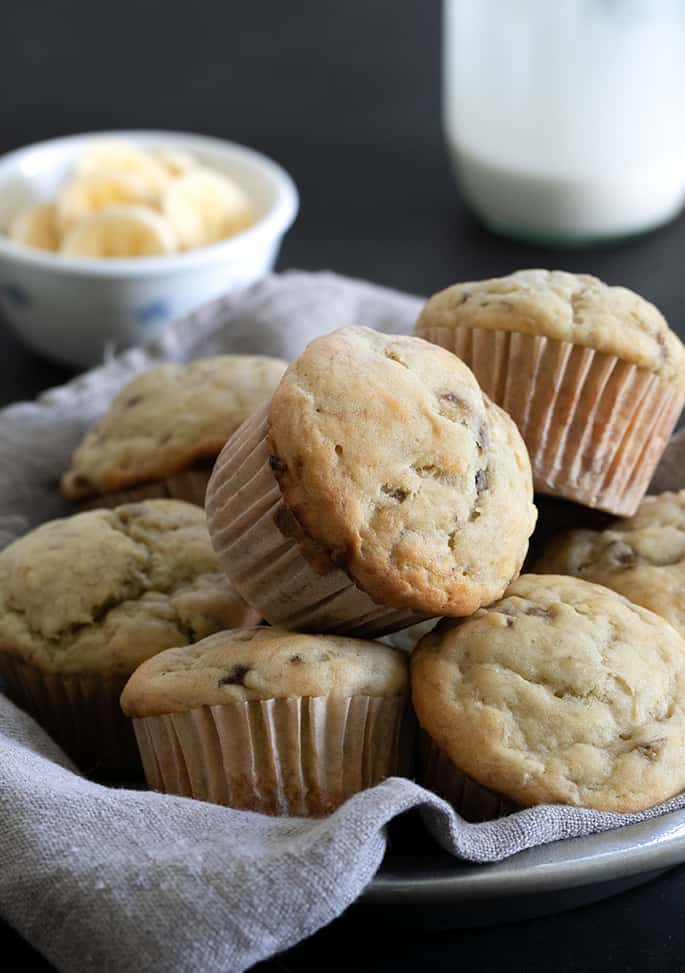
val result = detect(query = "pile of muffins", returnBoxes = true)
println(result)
[2,268,685,822]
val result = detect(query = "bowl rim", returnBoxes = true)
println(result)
[0,129,299,277]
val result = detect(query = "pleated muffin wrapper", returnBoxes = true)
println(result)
[416,326,684,516]
[206,404,431,638]
[77,465,213,512]
[132,693,414,816]
[0,654,141,780]
[418,730,518,822]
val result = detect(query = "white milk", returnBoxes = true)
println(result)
[443,0,685,244]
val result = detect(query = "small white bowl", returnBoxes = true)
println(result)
[0,130,298,367]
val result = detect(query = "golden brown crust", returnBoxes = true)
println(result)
[0,500,260,675]
[120,627,408,716]
[412,574,685,813]
[61,355,288,499]
[268,327,536,616]
[415,270,685,390]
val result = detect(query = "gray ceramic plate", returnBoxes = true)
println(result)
[354,808,685,926]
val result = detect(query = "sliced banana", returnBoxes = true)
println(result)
[9,203,60,251]
[57,170,160,231]
[162,169,254,249]
[59,205,178,258]
[77,141,171,192]
[3,141,256,260]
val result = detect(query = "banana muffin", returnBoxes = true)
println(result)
[535,490,685,638]
[206,326,537,637]
[61,354,288,508]
[0,499,259,776]
[121,627,411,815]
[412,574,685,817]
[414,270,685,515]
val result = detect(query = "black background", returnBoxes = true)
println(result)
[2,1,685,970]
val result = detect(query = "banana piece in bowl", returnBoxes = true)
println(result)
[76,141,173,193]
[5,139,255,259]
[162,169,254,249]
[60,204,178,258]
[56,170,160,230]
[9,203,59,251]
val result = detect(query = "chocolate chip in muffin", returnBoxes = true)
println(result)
[606,541,639,567]
[524,605,552,618]
[382,485,409,503]
[384,348,408,368]
[438,392,463,406]
[269,454,287,475]
[477,299,514,311]
[273,505,300,538]
[436,391,473,426]
[632,739,666,761]
[69,474,92,493]
[218,663,251,687]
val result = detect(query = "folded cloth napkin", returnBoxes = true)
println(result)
[2,271,685,973]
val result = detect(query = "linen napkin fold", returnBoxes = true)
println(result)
[1,271,685,973]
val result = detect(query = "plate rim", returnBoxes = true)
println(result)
[363,807,685,903]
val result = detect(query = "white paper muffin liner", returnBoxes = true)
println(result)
[416,326,684,516]
[132,694,413,816]
[0,654,140,779]
[205,405,430,637]
[418,731,518,822]
[77,466,213,511]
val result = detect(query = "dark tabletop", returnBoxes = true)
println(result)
[3,1,685,970]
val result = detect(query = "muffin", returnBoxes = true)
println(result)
[535,490,685,638]
[61,354,288,508]
[121,627,412,815]
[206,326,537,638]
[412,574,685,818]
[0,499,259,776]
[527,495,615,567]
[414,270,685,516]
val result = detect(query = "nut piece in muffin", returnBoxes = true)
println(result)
[61,354,288,508]
[414,270,685,515]
[0,499,260,776]
[535,490,685,638]
[206,326,537,637]
[122,627,411,815]
[412,574,685,816]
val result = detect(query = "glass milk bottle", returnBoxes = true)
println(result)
[443,0,685,245]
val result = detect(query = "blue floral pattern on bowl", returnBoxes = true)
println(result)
[135,299,172,325]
